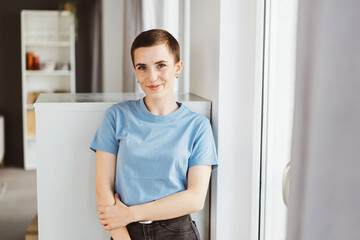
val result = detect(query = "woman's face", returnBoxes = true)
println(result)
[133,43,183,100]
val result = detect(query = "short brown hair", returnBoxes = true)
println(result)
[131,29,180,66]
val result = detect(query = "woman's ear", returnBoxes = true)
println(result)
[176,60,184,75]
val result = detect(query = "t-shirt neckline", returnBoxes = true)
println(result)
[138,97,184,122]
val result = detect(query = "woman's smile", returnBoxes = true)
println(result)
[147,84,163,91]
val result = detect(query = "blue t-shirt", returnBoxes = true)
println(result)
[90,98,218,206]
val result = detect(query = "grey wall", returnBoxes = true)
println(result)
[0,0,96,167]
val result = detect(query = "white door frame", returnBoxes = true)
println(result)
[209,0,266,239]
[259,0,298,239]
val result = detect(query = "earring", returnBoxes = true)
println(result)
[175,75,179,79]
[137,80,139,83]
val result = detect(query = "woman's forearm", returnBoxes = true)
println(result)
[97,165,212,231]
[130,188,205,222]
[129,165,212,223]
[96,188,115,205]
[109,228,131,240]
[96,150,131,239]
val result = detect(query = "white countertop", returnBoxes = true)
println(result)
[34,93,211,112]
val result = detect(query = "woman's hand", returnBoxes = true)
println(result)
[96,193,135,230]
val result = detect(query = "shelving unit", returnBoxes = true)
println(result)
[26,70,71,76]
[21,10,76,170]
[26,41,71,47]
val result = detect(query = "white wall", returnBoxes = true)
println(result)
[190,0,220,104]
[190,0,263,239]
[102,0,124,92]
[189,0,221,238]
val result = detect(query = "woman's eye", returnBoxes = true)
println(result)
[158,64,166,68]
[137,66,146,70]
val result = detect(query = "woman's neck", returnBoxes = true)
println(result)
[143,95,179,116]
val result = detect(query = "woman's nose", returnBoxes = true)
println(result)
[148,69,158,82]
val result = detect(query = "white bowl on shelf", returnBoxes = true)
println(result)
[41,61,56,72]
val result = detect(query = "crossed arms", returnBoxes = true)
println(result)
[95,150,212,240]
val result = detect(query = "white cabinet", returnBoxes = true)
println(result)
[34,93,212,240]
[21,10,76,170]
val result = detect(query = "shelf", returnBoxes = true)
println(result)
[22,10,71,17]
[26,70,71,76]
[25,41,71,47]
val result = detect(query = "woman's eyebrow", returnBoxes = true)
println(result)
[155,60,168,64]
[135,60,168,67]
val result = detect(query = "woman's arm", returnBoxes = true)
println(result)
[133,165,212,221]
[96,150,131,239]
[97,165,212,230]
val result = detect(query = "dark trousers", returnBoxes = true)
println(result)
[111,214,200,240]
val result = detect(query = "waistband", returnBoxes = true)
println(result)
[136,214,191,225]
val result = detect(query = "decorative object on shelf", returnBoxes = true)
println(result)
[56,62,70,71]
[26,52,33,70]
[41,60,56,72]
[26,51,72,72]
[33,55,40,70]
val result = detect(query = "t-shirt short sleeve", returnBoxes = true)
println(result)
[90,107,119,155]
[188,119,218,170]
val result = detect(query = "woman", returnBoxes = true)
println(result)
[90,29,218,240]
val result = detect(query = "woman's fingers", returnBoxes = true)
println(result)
[97,200,130,229]
[100,219,108,225]
[104,224,112,230]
